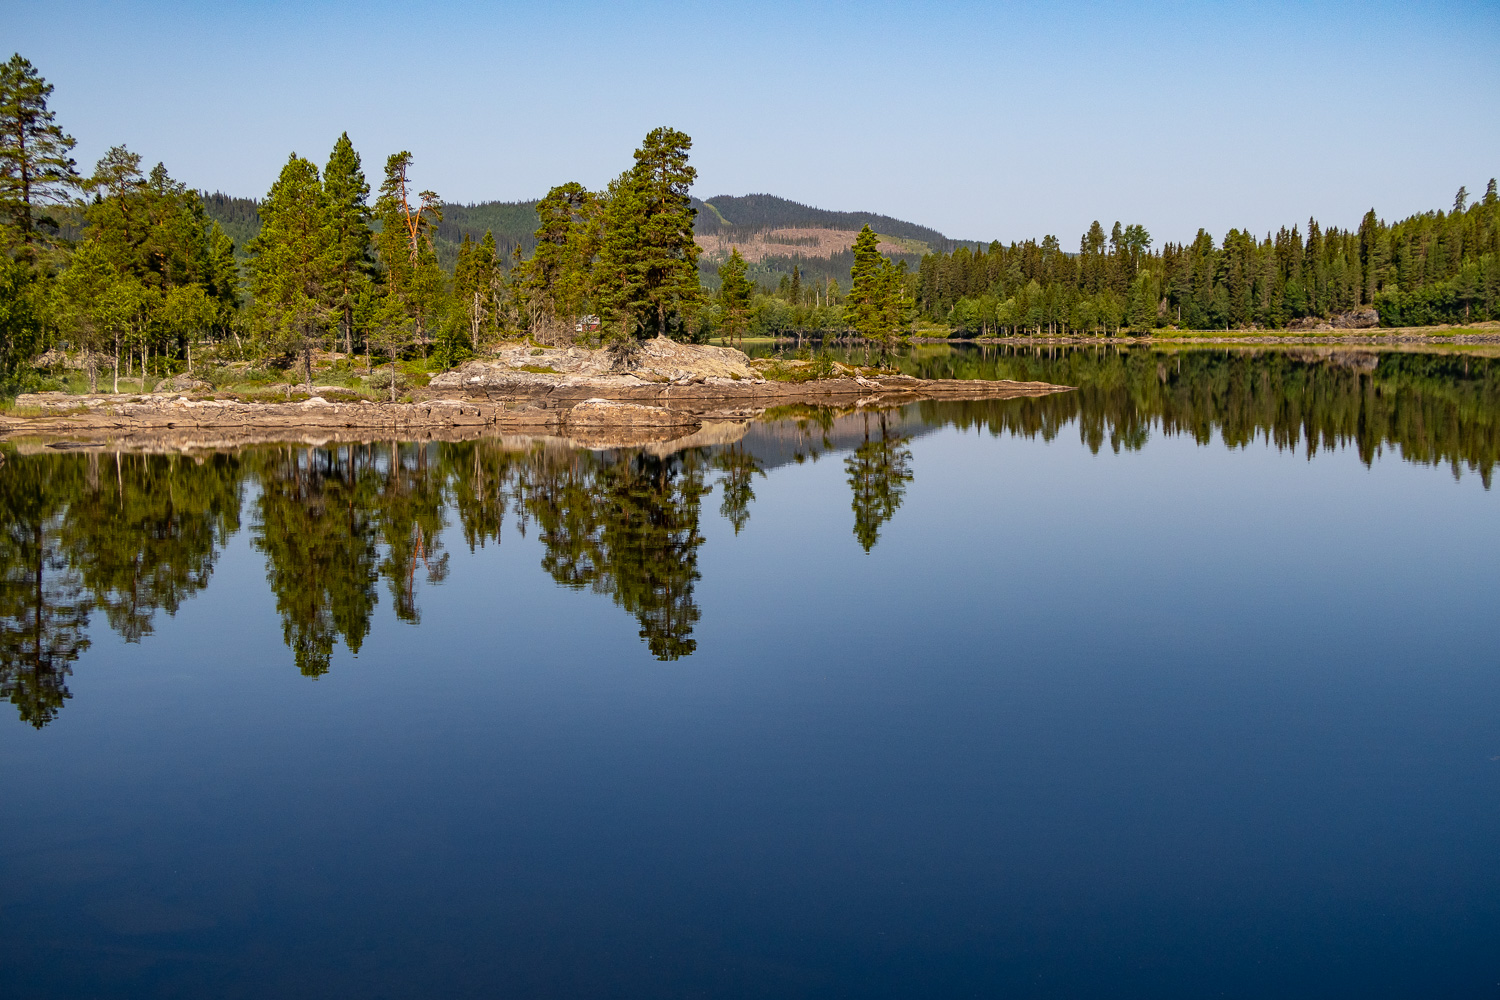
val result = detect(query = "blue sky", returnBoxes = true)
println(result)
[10,0,1499,244]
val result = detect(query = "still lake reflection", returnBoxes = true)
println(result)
[2,346,1498,997]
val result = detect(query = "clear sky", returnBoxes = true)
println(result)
[9,0,1499,245]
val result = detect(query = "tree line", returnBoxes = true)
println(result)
[6,50,1498,401]
[0,53,770,394]
[917,188,1500,335]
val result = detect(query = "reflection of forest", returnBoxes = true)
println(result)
[4,347,1495,727]
[907,347,1500,485]
[0,452,242,727]
[0,441,760,726]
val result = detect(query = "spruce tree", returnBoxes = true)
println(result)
[323,133,372,356]
[247,154,334,388]
[716,247,752,346]
[596,128,700,343]
[0,54,78,253]
[846,224,884,343]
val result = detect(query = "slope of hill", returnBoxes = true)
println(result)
[694,193,957,251]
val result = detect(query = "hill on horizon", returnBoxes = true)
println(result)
[199,190,955,290]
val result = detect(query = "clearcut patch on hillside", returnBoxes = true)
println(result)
[695,227,924,263]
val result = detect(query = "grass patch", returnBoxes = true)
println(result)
[513,364,559,374]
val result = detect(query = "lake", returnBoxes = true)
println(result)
[2,345,1498,998]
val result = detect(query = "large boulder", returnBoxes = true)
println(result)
[1331,307,1380,329]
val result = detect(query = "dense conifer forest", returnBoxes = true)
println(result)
[917,194,1500,334]
[1,51,1495,398]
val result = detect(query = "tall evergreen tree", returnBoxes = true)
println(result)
[0,54,78,253]
[247,154,334,388]
[846,224,884,342]
[323,132,372,356]
[595,127,700,342]
[716,247,752,345]
[371,152,444,393]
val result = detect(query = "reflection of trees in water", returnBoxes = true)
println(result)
[374,444,450,624]
[713,445,765,535]
[0,452,243,726]
[249,443,455,676]
[65,452,242,641]
[250,446,381,677]
[0,461,88,728]
[525,450,710,660]
[913,348,1500,486]
[845,412,913,552]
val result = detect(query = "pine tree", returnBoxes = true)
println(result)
[518,181,598,341]
[0,54,78,253]
[372,152,444,393]
[323,133,372,356]
[247,154,334,388]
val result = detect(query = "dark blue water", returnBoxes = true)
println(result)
[3,348,1499,997]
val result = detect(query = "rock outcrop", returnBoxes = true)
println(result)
[1287,308,1380,332]
[2,338,1072,447]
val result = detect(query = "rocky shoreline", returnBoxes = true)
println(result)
[1,338,1071,450]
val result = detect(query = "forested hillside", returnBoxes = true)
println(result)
[916,189,1500,333]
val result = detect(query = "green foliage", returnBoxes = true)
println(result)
[846,225,909,353]
[247,153,334,386]
[716,247,753,345]
[451,228,501,354]
[323,132,373,355]
[0,251,45,394]
[0,53,79,253]
[515,182,599,341]
[920,186,1500,333]
[595,127,701,343]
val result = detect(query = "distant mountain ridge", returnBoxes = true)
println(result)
[694,194,961,253]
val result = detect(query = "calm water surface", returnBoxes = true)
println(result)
[2,347,1498,998]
